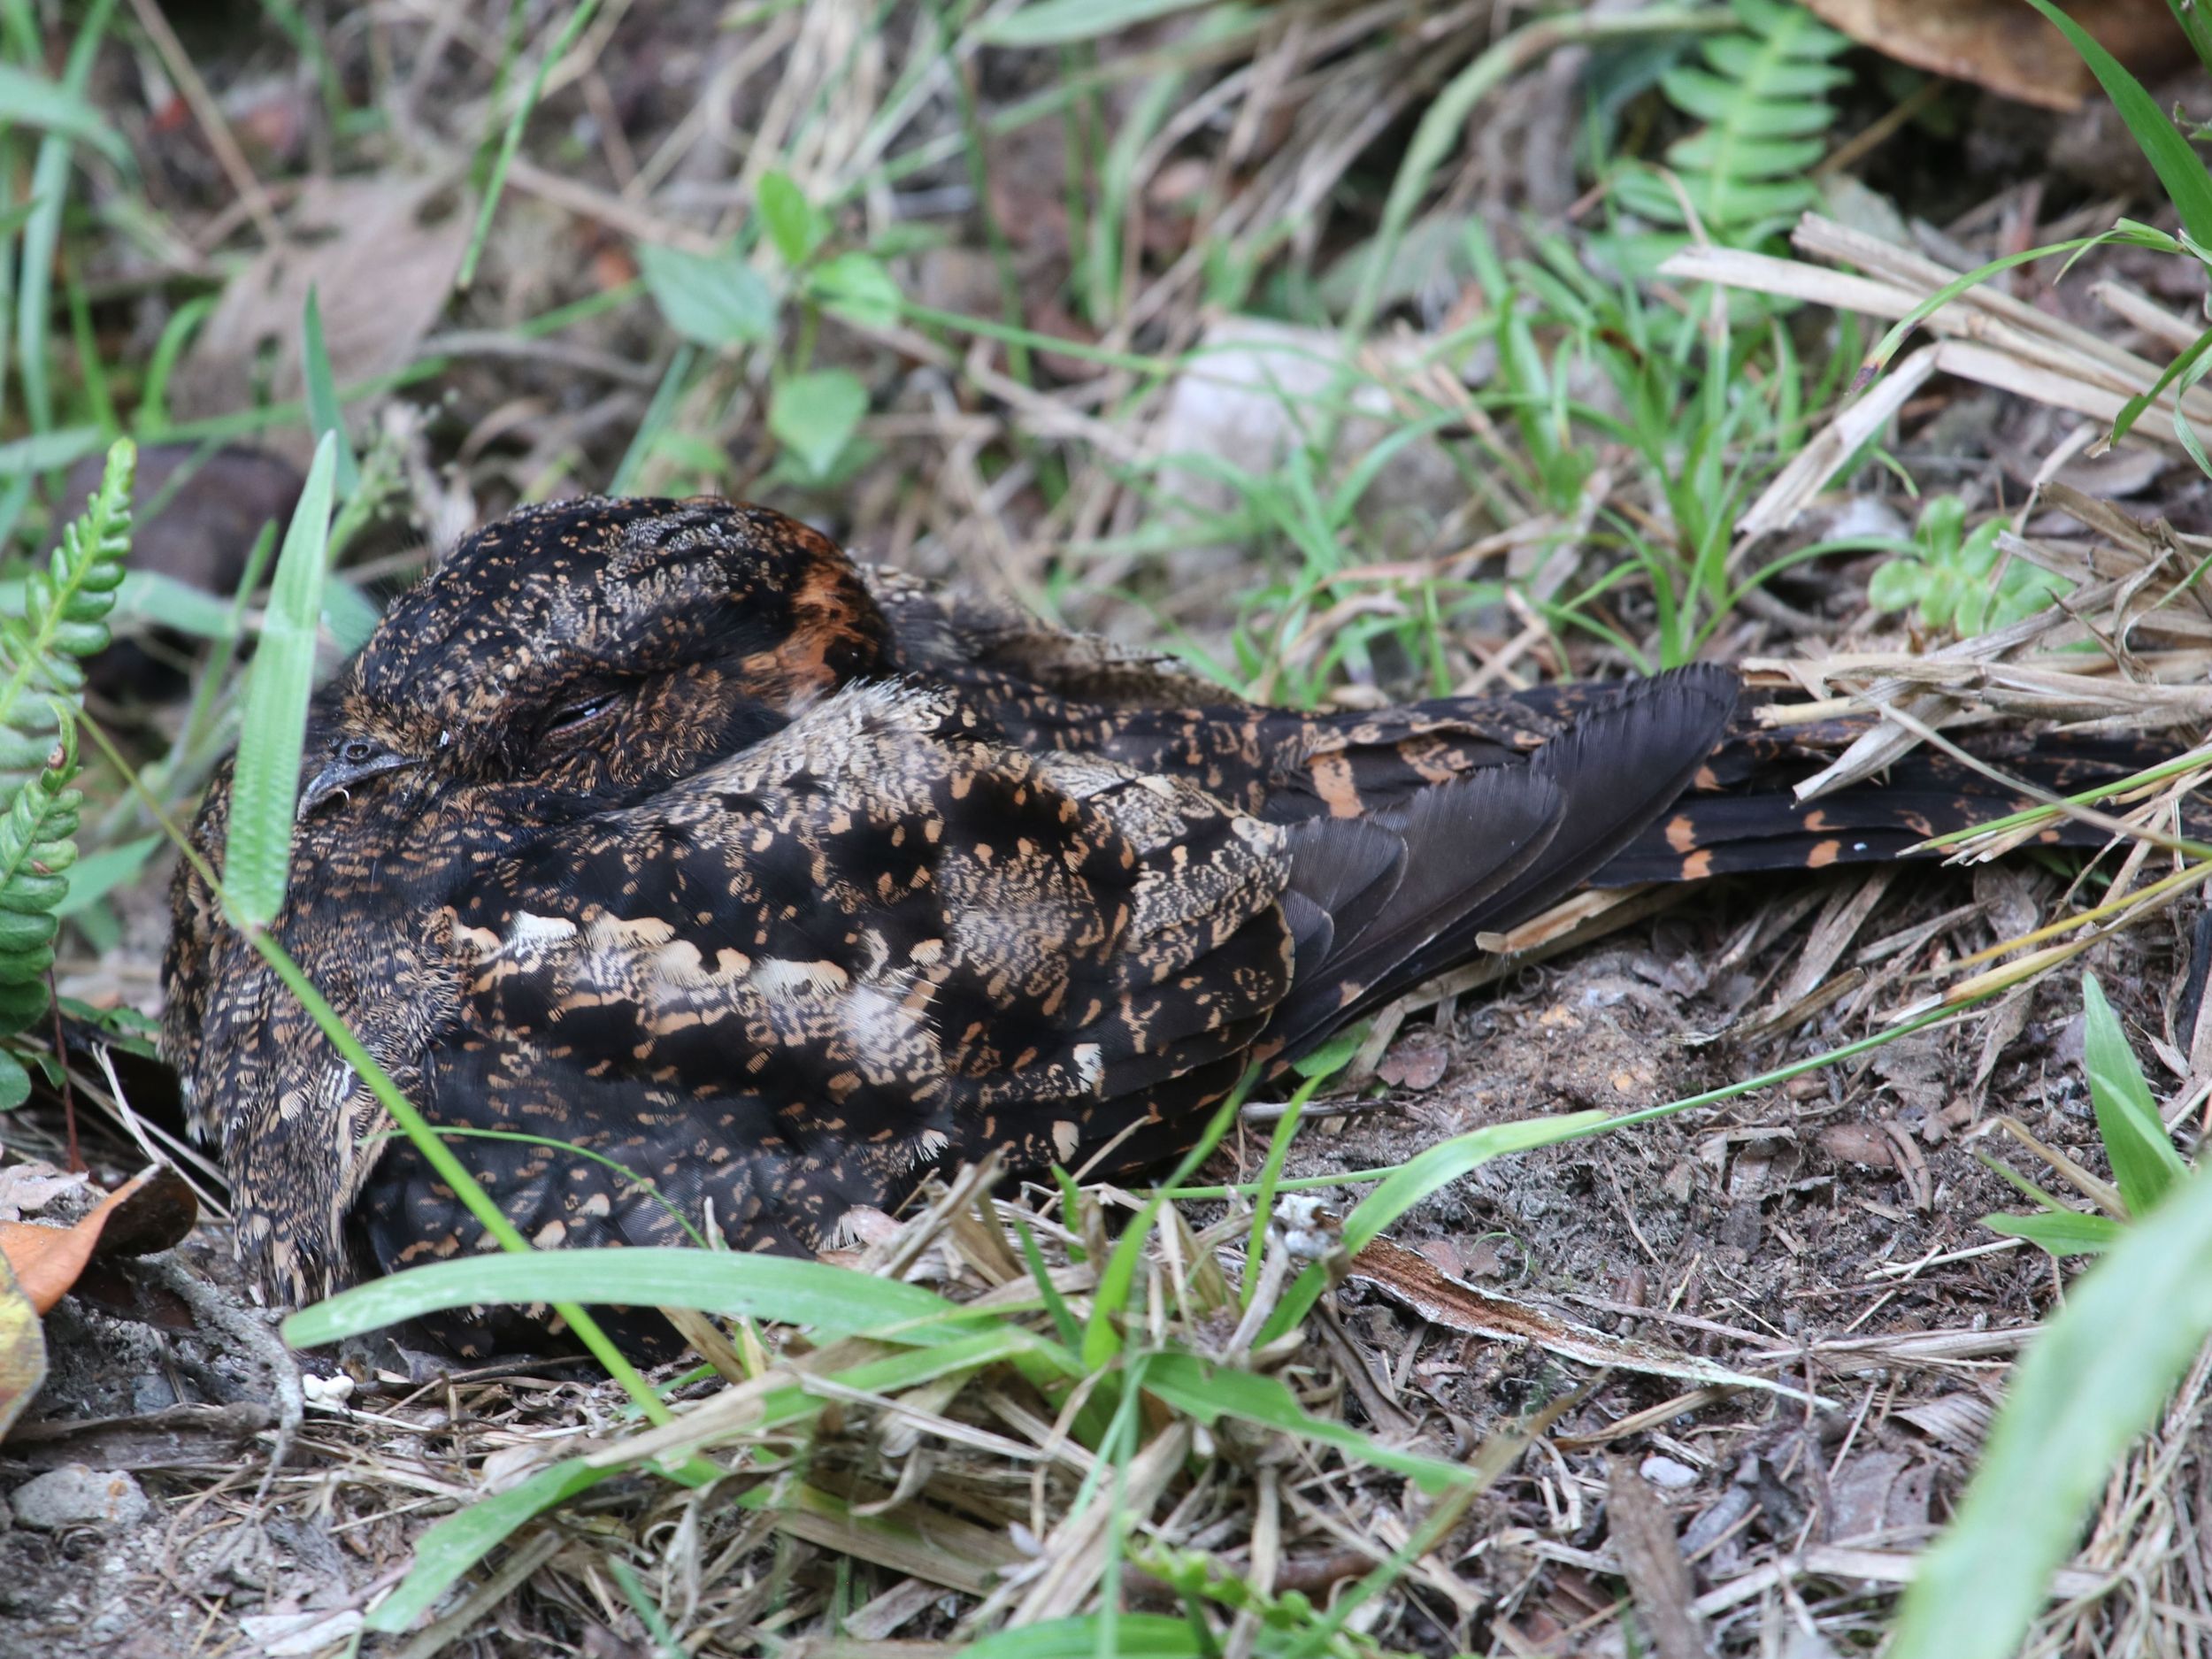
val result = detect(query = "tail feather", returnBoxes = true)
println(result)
[1591,720,2193,887]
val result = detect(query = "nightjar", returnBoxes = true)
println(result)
[160,495,2132,1357]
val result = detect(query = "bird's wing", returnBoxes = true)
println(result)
[357,680,1298,1351]
[1263,666,1741,1052]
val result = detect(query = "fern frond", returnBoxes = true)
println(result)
[1614,0,1851,246]
[0,719,81,1034]
[0,438,134,1040]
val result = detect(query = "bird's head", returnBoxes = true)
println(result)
[297,495,892,821]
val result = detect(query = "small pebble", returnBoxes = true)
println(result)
[1639,1455,1700,1490]
[8,1464,150,1530]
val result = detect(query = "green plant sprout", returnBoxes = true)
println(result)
[1866,495,2065,637]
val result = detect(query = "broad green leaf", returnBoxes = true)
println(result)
[285,1247,1003,1349]
[1984,1210,2123,1257]
[757,171,823,265]
[366,1458,607,1632]
[768,368,868,480]
[806,252,902,332]
[223,434,339,929]
[635,242,776,347]
[1892,1163,2212,1659]
[2082,972,2186,1217]
[0,1050,27,1110]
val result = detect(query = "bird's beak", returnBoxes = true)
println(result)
[298,748,422,818]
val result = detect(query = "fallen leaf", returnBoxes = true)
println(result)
[1376,1035,1450,1091]
[168,174,469,458]
[1826,1446,1932,1544]
[0,1165,199,1316]
[0,1245,46,1439]
[1820,1123,1898,1169]
[1802,0,2183,112]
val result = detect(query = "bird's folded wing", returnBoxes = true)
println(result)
[365,680,1302,1296]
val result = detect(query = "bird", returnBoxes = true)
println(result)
[159,495,2149,1358]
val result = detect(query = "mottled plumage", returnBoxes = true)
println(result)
[161,496,2143,1357]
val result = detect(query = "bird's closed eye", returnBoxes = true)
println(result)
[543,692,621,737]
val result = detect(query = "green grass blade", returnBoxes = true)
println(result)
[1256,1111,1609,1346]
[1857,237,2101,385]
[0,60,130,169]
[285,1248,1007,1349]
[1891,1163,2212,1658]
[300,287,361,498]
[1012,1215,1084,1350]
[1342,7,1729,345]
[982,0,1207,47]
[2161,0,2212,77]
[2111,319,2212,447]
[1081,1083,1248,1370]
[1984,1210,2122,1256]
[457,0,603,289]
[1242,1081,1312,1310]
[365,1457,607,1633]
[2081,972,2186,1217]
[1143,1352,1474,1495]
[222,432,337,929]
[0,427,105,480]
[2021,0,2212,246]
[964,1615,1207,1657]
[12,0,116,434]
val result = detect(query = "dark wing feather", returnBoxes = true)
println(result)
[1267,768,1563,1055]
[1267,665,1738,1051]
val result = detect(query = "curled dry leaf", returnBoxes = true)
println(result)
[0,1165,199,1317]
